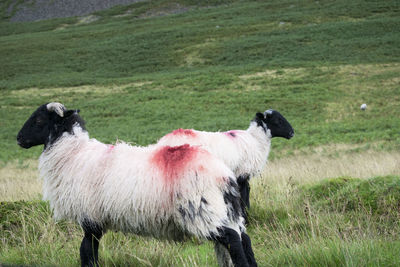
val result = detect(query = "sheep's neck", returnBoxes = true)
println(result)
[46,116,85,149]
[247,122,271,152]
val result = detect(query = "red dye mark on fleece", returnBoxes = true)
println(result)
[170,128,196,137]
[224,130,238,138]
[107,145,115,152]
[151,144,199,183]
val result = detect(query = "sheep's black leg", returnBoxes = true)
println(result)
[80,219,104,267]
[215,227,249,267]
[237,174,251,224]
[241,232,257,267]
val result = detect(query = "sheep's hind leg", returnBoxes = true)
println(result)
[80,219,104,267]
[215,227,249,267]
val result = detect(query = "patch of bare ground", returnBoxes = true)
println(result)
[179,38,217,67]
[55,15,100,30]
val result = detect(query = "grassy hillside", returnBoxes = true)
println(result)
[0,0,399,266]
[1,0,399,161]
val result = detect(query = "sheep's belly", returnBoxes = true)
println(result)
[108,218,188,241]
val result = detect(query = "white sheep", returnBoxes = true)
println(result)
[360,103,367,110]
[17,103,257,267]
[157,110,294,220]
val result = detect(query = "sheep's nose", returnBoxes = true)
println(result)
[17,133,23,145]
[288,131,295,139]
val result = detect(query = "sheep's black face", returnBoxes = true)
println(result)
[254,110,294,139]
[17,105,53,148]
[17,103,83,149]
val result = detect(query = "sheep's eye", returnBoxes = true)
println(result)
[36,117,44,125]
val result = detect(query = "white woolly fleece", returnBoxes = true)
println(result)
[39,126,243,239]
[157,121,272,179]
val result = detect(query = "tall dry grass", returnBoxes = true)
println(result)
[0,160,41,201]
[1,149,399,202]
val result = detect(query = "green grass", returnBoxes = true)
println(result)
[301,175,400,216]
[2,61,399,161]
[2,176,400,266]
[0,0,400,265]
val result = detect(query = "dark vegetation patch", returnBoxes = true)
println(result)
[5,0,146,22]
[1,0,236,22]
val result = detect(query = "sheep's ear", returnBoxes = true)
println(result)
[256,112,265,119]
[264,109,274,118]
[47,102,65,117]
[64,110,76,118]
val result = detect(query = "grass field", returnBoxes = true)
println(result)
[1,0,400,266]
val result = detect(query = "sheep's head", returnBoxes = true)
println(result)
[17,102,83,149]
[254,110,294,139]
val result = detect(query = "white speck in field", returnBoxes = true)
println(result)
[360,103,367,110]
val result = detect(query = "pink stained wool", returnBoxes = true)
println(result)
[151,144,199,183]
[223,130,238,138]
[169,128,196,137]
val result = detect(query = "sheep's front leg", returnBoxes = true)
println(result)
[241,232,257,267]
[237,174,251,223]
[215,227,249,267]
[80,219,104,267]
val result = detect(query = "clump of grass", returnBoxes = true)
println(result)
[300,176,361,203]
[301,175,400,216]
[0,200,48,231]
[0,200,82,266]
[246,175,400,266]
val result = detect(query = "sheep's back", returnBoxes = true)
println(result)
[157,128,269,177]
[157,129,241,171]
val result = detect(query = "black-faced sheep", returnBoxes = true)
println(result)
[157,110,294,222]
[17,103,257,267]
